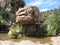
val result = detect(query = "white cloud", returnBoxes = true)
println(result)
[48,1,57,6]
[40,8,49,12]
[26,0,57,7]
[27,0,43,6]
[44,0,57,6]
[26,0,58,11]
[45,0,53,4]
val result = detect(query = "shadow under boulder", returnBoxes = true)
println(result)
[0,24,9,33]
[22,24,47,36]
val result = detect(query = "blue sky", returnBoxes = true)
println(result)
[25,0,60,12]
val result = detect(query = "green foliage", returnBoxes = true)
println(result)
[11,0,25,13]
[8,24,22,39]
[0,0,25,37]
[0,0,25,25]
[0,7,16,26]
[43,16,57,36]
[0,15,7,25]
[42,7,60,36]
[0,15,3,21]
[0,7,10,24]
[49,42,53,45]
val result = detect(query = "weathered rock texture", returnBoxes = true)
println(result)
[23,24,44,35]
[16,6,41,24]
[16,6,42,35]
[0,0,25,12]
[0,0,11,10]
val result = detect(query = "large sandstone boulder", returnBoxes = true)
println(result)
[16,6,41,24]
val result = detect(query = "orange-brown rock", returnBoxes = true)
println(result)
[16,6,41,24]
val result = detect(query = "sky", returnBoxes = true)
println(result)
[25,0,60,12]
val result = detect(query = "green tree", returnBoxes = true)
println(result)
[11,0,25,13]
[42,7,60,36]
[0,0,25,25]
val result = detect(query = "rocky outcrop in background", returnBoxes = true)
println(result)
[0,0,25,13]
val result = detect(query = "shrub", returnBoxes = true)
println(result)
[43,16,58,36]
[8,24,22,39]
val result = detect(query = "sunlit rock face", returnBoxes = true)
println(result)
[0,0,11,11]
[16,6,41,25]
[0,0,25,12]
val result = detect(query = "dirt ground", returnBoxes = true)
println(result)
[0,33,60,45]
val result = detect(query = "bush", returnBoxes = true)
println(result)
[43,16,58,36]
[8,24,22,39]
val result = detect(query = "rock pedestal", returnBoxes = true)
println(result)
[22,24,43,36]
[22,24,36,35]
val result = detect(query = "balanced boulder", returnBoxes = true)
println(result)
[16,6,41,25]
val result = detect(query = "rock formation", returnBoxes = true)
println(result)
[0,0,25,12]
[16,6,41,25]
[16,6,42,35]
